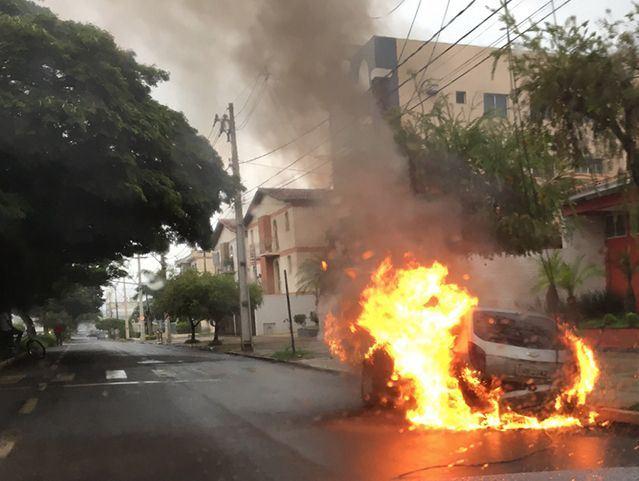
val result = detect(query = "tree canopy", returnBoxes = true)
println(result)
[393,102,577,256]
[507,9,639,184]
[154,270,263,342]
[0,0,235,314]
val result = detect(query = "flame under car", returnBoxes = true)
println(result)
[361,308,572,412]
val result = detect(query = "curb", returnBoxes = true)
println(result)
[598,407,639,426]
[0,353,26,371]
[225,351,355,376]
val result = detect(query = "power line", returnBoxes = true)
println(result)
[405,0,573,113]
[272,158,332,189]
[236,72,266,117]
[369,0,409,19]
[396,0,514,98]
[239,118,329,164]
[241,137,330,196]
[237,78,269,131]
[397,0,423,63]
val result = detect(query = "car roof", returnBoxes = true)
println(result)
[473,307,553,320]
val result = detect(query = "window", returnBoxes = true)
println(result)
[287,255,292,275]
[483,93,508,117]
[272,219,279,251]
[455,91,466,104]
[575,157,604,175]
[284,212,290,231]
[605,213,627,239]
[250,229,254,244]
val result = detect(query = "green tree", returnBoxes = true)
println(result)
[506,9,639,184]
[0,1,235,319]
[155,271,262,343]
[296,255,328,311]
[393,102,576,255]
[557,255,603,320]
[534,251,564,315]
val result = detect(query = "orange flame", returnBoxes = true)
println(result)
[321,260,328,272]
[327,257,599,431]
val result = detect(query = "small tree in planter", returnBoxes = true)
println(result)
[557,255,603,322]
[293,314,307,327]
[534,252,564,315]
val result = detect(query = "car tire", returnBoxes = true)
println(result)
[361,348,395,408]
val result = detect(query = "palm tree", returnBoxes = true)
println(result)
[617,250,639,313]
[296,255,328,312]
[534,251,563,315]
[557,255,603,320]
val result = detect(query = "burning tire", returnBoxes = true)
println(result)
[361,348,396,407]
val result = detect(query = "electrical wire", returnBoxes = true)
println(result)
[397,0,423,63]
[236,72,266,117]
[369,0,409,19]
[396,0,515,99]
[239,118,330,164]
[271,158,332,189]
[404,0,572,113]
[237,75,269,130]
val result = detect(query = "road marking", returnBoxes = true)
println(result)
[138,359,166,364]
[37,383,47,391]
[18,398,38,415]
[53,373,75,383]
[152,369,175,378]
[105,370,127,380]
[0,435,16,459]
[63,378,221,388]
[0,375,25,385]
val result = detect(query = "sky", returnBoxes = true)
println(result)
[36,0,636,298]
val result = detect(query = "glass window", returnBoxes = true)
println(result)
[473,311,557,349]
[272,219,279,251]
[483,93,508,117]
[284,212,290,231]
[575,157,604,175]
[605,213,627,238]
[287,255,292,275]
[455,91,466,104]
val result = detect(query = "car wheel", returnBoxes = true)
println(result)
[360,348,395,408]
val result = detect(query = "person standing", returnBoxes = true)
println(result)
[53,322,65,346]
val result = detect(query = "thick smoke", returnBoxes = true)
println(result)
[44,0,487,360]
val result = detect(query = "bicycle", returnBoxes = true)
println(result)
[12,330,46,360]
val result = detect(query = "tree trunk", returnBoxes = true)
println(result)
[213,320,219,343]
[545,284,560,315]
[625,281,636,314]
[18,310,37,336]
[189,320,196,343]
[566,294,579,324]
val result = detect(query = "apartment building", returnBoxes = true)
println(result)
[197,188,329,335]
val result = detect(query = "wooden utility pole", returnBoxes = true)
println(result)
[137,254,145,340]
[222,103,253,351]
[284,269,295,354]
[122,280,130,339]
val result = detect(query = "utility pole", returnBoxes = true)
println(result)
[217,103,252,351]
[122,280,130,339]
[137,254,145,340]
[284,270,295,354]
[113,286,120,320]
[161,252,171,344]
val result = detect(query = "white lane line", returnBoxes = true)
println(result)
[0,435,16,459]
[152,369,175,378]
[53,373,75,383]
[18,398,38,415]
[138,359,166,365]
[64,378,221,388]
[105,370,127,380]
[37,383,47,392]
[0,375,25,385]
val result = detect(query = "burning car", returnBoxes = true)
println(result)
[361,308,572,411]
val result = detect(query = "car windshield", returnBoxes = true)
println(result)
[473,311,558,349]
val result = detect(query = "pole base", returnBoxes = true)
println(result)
[241,341,253,352]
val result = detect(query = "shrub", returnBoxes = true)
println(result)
[602,313,619,327]
[309,311,319,325]
[293,314,307,326]
[625,312,639,328]
[577,290,624,319]
[578,318,605,329]
[176,321,190,334]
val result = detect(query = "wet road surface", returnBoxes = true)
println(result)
[0,338,637,480]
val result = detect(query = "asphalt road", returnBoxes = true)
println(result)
[0,338,637,481]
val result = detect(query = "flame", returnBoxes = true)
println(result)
[327,257,600,431]
[321,260,328,272]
